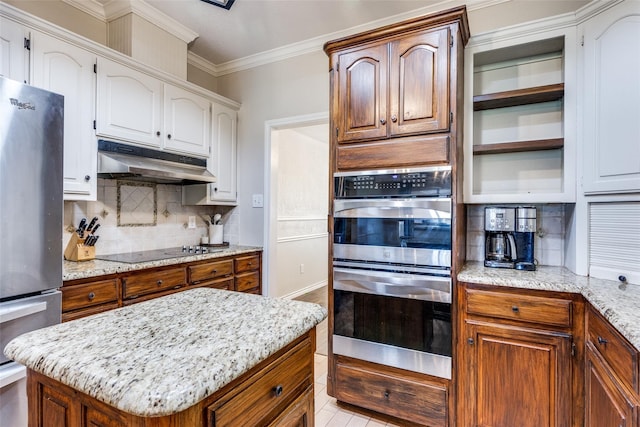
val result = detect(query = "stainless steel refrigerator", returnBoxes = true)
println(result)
[0,76,63,426]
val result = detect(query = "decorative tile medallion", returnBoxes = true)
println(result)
[117,181,157,226]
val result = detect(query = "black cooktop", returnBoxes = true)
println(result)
[95,246,223,264]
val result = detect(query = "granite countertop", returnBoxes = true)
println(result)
[4,288,327,417]
[63,245,262,281]
[459,262,640,352]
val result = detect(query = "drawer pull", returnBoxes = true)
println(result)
[597,336,608,345]
[384,390,390,399]
[467,338,474,345]
[157,280,163,286]
[88,292,95,301]
[273,384,283,397]
[511,305,519,313]
[211,269,218,275]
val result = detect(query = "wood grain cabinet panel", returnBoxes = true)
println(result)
[61,279,118,312]
[189,259,233,285]
[235,254,260,274]
[267,386,313,427]
[122,267,187,300]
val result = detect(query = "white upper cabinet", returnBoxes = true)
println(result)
[31,31,97,201]
[580,0,640,194]
[183,102,238,206]
[0,16,29,83]
[163,85,211,157]
[463,23,577,204]
[96,57,163,148]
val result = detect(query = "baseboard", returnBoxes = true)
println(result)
[282,280,327,300]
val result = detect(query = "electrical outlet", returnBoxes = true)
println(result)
[252,194,264,208]
[188,216,196,229]
[299,264,305,274]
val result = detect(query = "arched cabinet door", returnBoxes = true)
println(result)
[337,44,388,143]
[389,27,450,136]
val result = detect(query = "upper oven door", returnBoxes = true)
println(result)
[333,198,451,268]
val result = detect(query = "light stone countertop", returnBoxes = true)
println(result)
[4,288,327,417]
[63,245,262,281]
[459,262,640,352]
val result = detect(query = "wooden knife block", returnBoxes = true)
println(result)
[64,233,95,262]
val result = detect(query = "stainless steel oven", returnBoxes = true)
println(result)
[332,166,453,379]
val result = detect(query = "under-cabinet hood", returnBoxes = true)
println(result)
[97,140,216,185]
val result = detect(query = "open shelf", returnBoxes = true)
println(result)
[473,138,564,155]
[473,83,564,111]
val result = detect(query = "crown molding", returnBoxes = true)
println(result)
[188,0,509,76]
[61,0,106,20]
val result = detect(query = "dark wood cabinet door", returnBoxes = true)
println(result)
[337,44,388,143]
[585,346,637,427]
[460,322,572,427]
[389,27,450,136]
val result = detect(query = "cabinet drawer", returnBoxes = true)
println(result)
[191,278,234,291]
[235,254,260,274]
[236,271,260,293]
[189,260,233,284]
[587,306,638,392]
[465,288,572,328]
[122,267,186,299]
[208,338,313,426]
[62,279,118,312]
[335,360,447,427]
[62,302,120,322]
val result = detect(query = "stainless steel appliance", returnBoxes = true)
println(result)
[484,206,537,271]
[0,77,63,427]
[332,166,453,379]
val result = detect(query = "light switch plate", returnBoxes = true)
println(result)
[188,216,196,228]
[252,194,264,208]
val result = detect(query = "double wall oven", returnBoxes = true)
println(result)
[332,166,452,379]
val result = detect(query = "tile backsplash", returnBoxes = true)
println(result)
[466,204,565,266]
[64,179,239,255]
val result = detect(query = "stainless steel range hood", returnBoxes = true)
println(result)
[97,140,216,185]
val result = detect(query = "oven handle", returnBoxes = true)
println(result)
[333,267,451,303]
[334,198,451,218]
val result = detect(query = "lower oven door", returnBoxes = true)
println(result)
[333,264,452,379]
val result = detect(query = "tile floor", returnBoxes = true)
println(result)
[313,354,400,427]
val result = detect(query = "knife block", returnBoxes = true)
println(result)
[64,233,95,262]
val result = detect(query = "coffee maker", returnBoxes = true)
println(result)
[484,207,537,270]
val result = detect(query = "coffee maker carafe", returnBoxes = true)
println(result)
[484,206,537,270]
[484,207,517,268]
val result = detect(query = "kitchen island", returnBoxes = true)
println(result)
[4,288,327,426]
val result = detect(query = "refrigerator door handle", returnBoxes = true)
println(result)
[0,301,47,324]
[0,362,27,388]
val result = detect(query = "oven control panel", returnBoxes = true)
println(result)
[335,167,451,198]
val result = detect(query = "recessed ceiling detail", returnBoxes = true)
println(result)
[200,0,235,10]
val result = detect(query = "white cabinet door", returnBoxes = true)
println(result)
[163,84,210,157]
[31,32,97,200]
[96,57,162,148]
[582,0,640,194]
[0,17,29,83]
[209,103,237,203]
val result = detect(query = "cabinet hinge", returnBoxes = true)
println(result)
[335,127,339,137]
[571,342,576,357]
[93,120,96,130]
[336,62,339,72]
[450,111,453,123]
[23,37,30,51]
[580,35,584,47]
[94,63,97,73]
[450,34,454,48]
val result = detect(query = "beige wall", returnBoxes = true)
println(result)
[5,0,106,44]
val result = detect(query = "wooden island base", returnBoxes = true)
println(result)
[27,329,315,427]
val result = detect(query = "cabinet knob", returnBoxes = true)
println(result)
[84,175,91,182]
[212,269,218,275]
[273,384,284,397]
[391,115,397,123]
[597,336,608,345]
[384,390,390,399]
[156,131,161,136]
[157,280,163,286]
[167,134,172,140]
[214,187,218,192]
[467,338,474,345]
[380,118,386,125]
[619,275,627,283]
[512,305,519,313]
[88,292,95,301]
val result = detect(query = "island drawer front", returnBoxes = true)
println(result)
[208,338,312,427]
[191,278,234,291]
[235,254,260,274]
[62,302,120,322]
[61,279,119,312]
[334,360,447,426]
[189,260,233,284]
[122,268,187,299]
[587,306,638,392]
[235,271,260,293]
[465,288,572,328]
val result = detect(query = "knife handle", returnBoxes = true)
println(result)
[86,217,99,232]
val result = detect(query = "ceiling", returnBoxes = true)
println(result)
[141,0,472,66]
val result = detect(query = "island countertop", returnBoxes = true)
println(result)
[3,288,327,417]
[459,262,640,352]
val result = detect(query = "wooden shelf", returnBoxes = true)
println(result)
[473,138,564,155]
[473,83,564,111]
